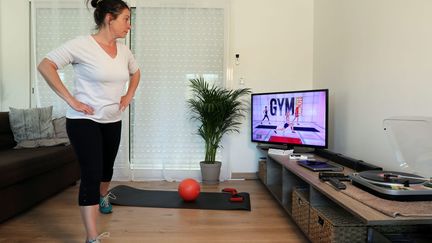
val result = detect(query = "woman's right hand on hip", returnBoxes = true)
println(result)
[69,99,94,115]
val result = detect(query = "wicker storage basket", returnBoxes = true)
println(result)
[258,159,267,184]
[309,206,366,243]
[292,188,310,234]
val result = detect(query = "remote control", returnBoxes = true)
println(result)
[319,172,345,178]
[319,172,351,181]
[328,178,346,190]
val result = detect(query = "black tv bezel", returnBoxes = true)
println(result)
[250,88,329,150]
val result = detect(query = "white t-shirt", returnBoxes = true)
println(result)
[46,35,139,123]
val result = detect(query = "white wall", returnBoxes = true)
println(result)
[0,0,30,111]
[227,0,314,173]
[314,0,432,172]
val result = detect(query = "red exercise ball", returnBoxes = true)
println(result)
[178,178,201,201]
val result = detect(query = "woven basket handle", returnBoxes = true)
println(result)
[318,216,325,226]
[297,197,304,206]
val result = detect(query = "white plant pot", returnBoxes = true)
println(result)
[200,161,222,184]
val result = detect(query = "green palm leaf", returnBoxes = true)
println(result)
[187,77,251,163]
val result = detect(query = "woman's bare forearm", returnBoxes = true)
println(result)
[37,58,94,115]
[37,58,75,104]
[126,69,141,98]
[119,69,141,111]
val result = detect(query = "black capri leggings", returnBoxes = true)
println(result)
[66,118,122,206]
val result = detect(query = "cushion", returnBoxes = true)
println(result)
[9,106,55,143]
[52,116,68,138]
[14,138,70,149]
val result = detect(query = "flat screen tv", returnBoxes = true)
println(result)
[251,89,328,149]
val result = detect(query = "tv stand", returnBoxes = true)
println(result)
[259,151,432,242]
[257,143,290,150]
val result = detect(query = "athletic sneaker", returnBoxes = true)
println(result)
[86,232,110,243]
[99,192,116,214]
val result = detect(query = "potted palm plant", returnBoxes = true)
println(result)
[188,77,251,184]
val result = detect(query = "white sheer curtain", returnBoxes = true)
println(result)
[31,0,93,117]
[30,0,131,180]
[130,0,229,181]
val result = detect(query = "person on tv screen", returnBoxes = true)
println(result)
[293,103,301,125]
[274,111,294,135]
[261,106,270,124]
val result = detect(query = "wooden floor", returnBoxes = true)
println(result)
[0,180,308,243]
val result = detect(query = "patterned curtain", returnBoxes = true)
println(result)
[130,0,229,181]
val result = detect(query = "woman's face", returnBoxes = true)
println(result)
[110,8,131,38]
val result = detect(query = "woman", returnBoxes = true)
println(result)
[37,0,140,242]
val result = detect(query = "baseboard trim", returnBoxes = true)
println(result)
[231,172,258,180]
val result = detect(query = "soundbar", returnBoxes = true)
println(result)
[314,149,382,172]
